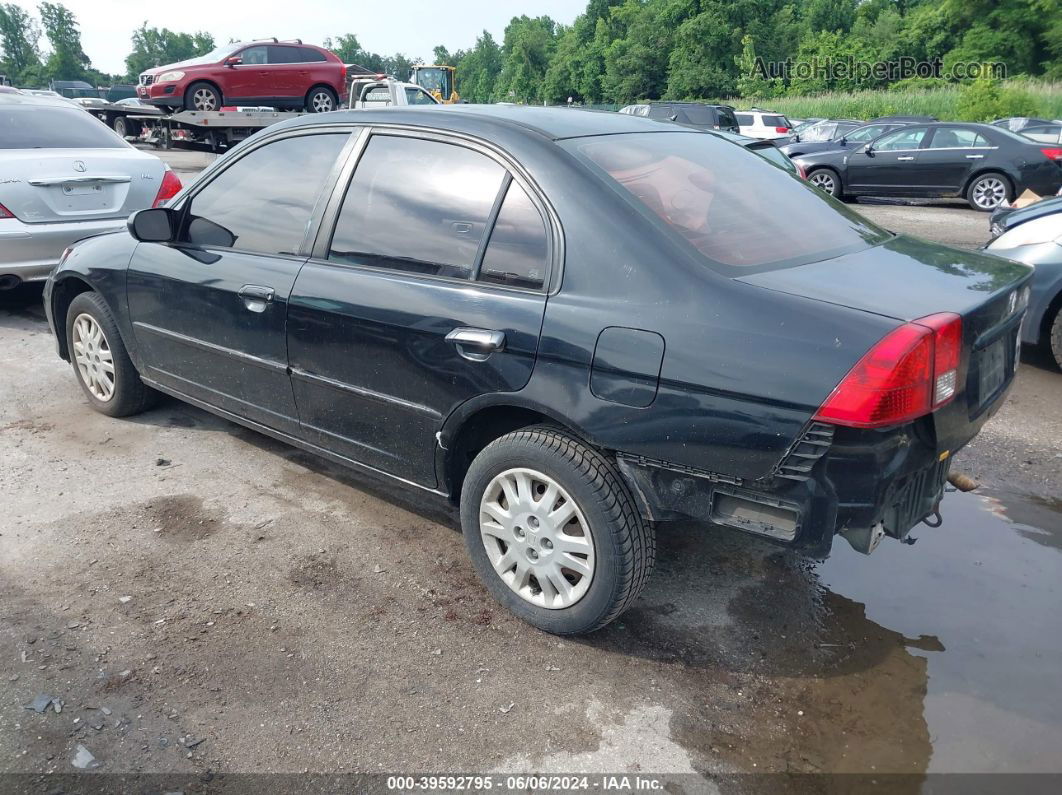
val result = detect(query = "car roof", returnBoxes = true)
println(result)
[281,104,684,141]
[0,92,82,108]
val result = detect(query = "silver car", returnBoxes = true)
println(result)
[0,93,181,289]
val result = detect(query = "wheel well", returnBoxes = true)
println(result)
[445,406,561,504]
[962,169,1012,198]
[1040,289,1062,347]
[306,83,338,99]
[51,277,94,361]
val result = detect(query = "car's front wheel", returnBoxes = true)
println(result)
[808,167,842,198]
[1050,306,1062,371]
[65,292,158,418]
[460,426,655,634]
[185,82,222,112]
[967,172,1012,211]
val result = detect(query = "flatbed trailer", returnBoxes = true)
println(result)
[140,109,307,152]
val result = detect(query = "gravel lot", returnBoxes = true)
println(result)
[2,148,1060,789]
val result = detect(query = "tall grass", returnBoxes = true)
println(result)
[739,80,1062,121]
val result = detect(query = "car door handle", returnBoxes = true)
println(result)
[445,327,506,361]
[896,156,915,161]
[966,154,985,159]
[238,284,274,313]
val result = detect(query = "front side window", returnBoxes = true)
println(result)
[180,133,348,255]
[240,46,268,65]
[328,135,505,279]
[479,181,549,289]
[873,127,927,151]
[928,128,990,149]
[563,132,889,273]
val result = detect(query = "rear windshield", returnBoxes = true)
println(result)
[561,132,889,273]
[0,106,126,149]
[762,114,789,127]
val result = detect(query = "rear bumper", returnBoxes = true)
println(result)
[0,218,127,282]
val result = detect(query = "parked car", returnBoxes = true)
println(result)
[779,120,913,159]
[735,109,793,139]
[0,93,181,290]
[795,122,1062,210]
[137,38,348,113]
[784,119,863,145]
[1019,122,1062,145]
[708,129,804,176]
[618,102,740,133]
[44,106,1031,634]
[50,80,101,100]
[985,199,1062,368]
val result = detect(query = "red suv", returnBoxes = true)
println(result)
[137,39,347,114]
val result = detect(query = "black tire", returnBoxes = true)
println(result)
[1050,307,1062,371]
[112,115,128,138]
[184,81,222,112]
[305,85,338,113]
[966,172,1012,212]
[460,426,655,635]
[65,292,158,418]
[808,167,842,198]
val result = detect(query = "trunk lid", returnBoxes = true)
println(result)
[0,149,165,224]
[739,234,1033,453]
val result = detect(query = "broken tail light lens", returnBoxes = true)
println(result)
[814,313,962,428]
[152,168,183,208]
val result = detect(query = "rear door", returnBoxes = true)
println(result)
[287,130,554,486]
[846,126,929,192]
[917,126,995,192]
[126,130,353,434]
[266,45,303,100]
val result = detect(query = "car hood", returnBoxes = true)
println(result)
[737,234,1032,321]
[789,148,849,168]
[781,140,849,157]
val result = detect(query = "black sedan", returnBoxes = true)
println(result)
[794,122,1062,210]
[778,120,910,159]
[45,107,1032,634]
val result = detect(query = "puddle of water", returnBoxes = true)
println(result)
[816,488,1062,773]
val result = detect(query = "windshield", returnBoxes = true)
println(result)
[562,132,889,273]
[162,43,240,68]
[0,106,126,149]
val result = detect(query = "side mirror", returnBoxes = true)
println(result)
[128,207,175,242]
[863,144,875,156]
[225,56,242,67]
[839,136,848,145]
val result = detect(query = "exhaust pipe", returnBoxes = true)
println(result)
[0,274,23,291]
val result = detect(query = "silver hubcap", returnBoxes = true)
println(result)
[311,92,333,112]
[810,172,835,193]
[973,177,1006,209]
[72,313,115,402]
[193,88,217,111]
[479,468,595,609]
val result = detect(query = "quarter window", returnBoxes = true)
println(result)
[873,127,927,151]
[479,181,549,289]
[299,47,328,63]
[328,136,505,279]
[180,133,348,255]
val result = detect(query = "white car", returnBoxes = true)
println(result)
[735,109,794,140]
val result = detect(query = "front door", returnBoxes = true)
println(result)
[846,126,929,193]
[227,45,271,102]
[287,132,554,486]
[126,131,351,434]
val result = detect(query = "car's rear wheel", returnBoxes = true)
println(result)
[460,426,655,635]
[65,292,158,418]
[967,172,1012,211]
[112,115,128,138]
[185,82,222,112]
[1050,307,1062,371]
[305,86,337,113]
[808,167,842,198]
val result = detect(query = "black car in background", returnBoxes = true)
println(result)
[45,107,1031,634]
[779,120,911,159]
[619,101,740,133]
[795,122,1062,210]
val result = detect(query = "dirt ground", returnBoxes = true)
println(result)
[2,150,1060,792]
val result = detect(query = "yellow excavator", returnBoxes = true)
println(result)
[411,65,459,104]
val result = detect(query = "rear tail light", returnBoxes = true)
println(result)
[796,162,807,180]
[775,126,790,133]
[1041,147,1062,161]
[814,313,963,429]
[152,167,183,207]
[0,202,15,219]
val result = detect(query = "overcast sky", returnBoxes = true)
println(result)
[14,0,583,75]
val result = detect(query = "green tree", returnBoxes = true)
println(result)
[455,30,502,102]
[735,34,780,98]
[496,15,557,103]
[38,1,90,81]
[666,2,737,99]
[124,23,214,80]
[0,2,42,82]
[432,45,451,64]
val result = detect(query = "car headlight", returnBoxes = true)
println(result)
[156,71,185,83]
[986,214,1062,250]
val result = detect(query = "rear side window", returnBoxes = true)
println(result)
[181,133,347,255]
[735,113,754,125]
[479,181,549,289]
[328,135,505,279]
[563,132,889,273]
[299,47,328,63]
[268,46,300,64]
[928,128,990,148]
[873,127,927,151]
[0,106,125,149]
